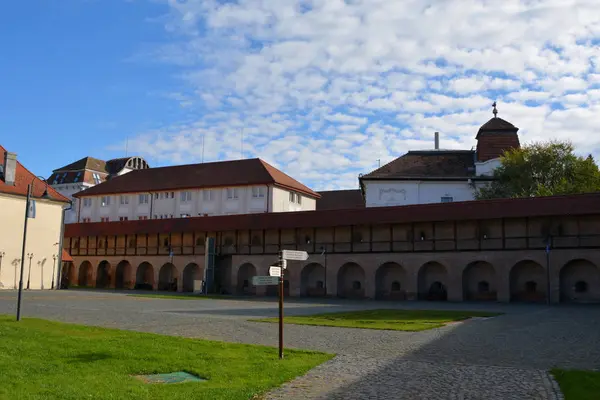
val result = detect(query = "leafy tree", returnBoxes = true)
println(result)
[475,140,600,200]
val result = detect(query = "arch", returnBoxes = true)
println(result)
[418,262,448,301]
[560,259,600,303]
[115,260,132,289]
[462,261,497,301]
[237,263,257,295]
[300,263,326,296]
[510,260,546,302]
[158,263,178,291]
[95,260,111,288]
[337,262,365,298]
[183,263,202,292]
[78,261,93,287]
[135,262,154,290]
[375,262,406,300]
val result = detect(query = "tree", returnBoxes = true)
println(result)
[475,140,600,200]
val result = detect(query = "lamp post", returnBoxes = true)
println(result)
[16,176,51,321]
[0,251,5,288]
[52,254,57,289]
[26,253,33,290]
[320,246,327,296]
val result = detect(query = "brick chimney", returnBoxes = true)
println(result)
[475,117,520,162]
[2,151,17,186]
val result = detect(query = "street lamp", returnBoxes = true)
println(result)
[0,251,5,288]
[26,253,33,290]
[320,246,327,296]
[16,176,51,321]
[52,254,57,289]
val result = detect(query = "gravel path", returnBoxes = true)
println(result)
[1,290,598,399]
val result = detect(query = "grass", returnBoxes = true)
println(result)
[552,369,600,400]
[128,294,234,300]
[252,309,502,331]
[0,315,332,400]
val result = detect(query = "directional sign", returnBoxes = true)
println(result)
[281,250,309,261]
[269,266,282,277]
[251,276,279,286]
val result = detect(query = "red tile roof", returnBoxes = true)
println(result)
[476,117,519,137]
[316,190,365,210]
[1,146,70,203]
[64,192,600,237]
[73,158,319,198]
[61,249,73,263]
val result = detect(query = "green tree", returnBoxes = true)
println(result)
[475,140,600,200]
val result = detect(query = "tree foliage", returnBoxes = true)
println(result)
[475,140,600,200]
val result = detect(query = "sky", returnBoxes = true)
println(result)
[2,0,600,191]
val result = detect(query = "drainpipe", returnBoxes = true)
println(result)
[149,192,154,219]
[56,200,73,290]
[266,185,270,212]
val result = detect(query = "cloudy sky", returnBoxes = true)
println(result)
[2,0,600,190]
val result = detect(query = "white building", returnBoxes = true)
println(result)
[48,156,149,223]
[72,158,319,222]
[360,114,521,207]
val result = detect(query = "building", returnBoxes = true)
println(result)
[63,192,600,303]
[316,189,365,211]
[0,146,71,290]
[360,112,520,207]
[48,156,150,223]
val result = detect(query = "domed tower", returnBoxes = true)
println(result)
[475,102,520,175]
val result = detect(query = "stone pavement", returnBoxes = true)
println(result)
[1,290,598,399]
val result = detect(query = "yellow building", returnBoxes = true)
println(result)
[0,146,70,290]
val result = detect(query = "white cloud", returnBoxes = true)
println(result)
[119,0,600,190]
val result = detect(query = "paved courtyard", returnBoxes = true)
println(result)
[1,290,599,399]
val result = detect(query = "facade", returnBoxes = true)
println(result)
[63,193,600,303]
[49,156,149,223]
[72,158,319,223]
[360,114,520,207]
[0,147,70,290]
[316,189,365,211]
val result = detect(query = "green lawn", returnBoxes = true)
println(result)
[252,309,502,331]
[552,369,600,400]
[0,315,332,400]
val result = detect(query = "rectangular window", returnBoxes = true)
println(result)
[180,191,192,202]
[441,196,453,203]
[100,217,109,222]
[202,190,213,201]
[140,216,148,220]
[159,192,164,199]
[226,188,239,200]
[170,192,174,198]
[101,196,110,207]
[297,194,302,205]
[82,217,91,223]
[289,192,295,203]
[119,216,128,221]
[252,186,266,198]
[92,173,102,185]
[83,198,92,207]
[180,213,190,218]
[138,194,149,204]
[119,195,129,205]
[74,172,81,183]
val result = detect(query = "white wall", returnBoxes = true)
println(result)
[364,180,476,207]
[52,182,89,223]
[270,187,316,212]
[475,158,501,176]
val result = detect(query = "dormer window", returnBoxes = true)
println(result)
[92,173,102,185]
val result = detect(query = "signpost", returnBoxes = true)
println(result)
[269,266,282,277]
[251,276,279,286]
[281,250,309,261]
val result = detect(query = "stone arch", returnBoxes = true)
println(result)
[135,262,154,290]
[96,260,111,288]
[300,263,326,296]
[158,263,178,291]
[115,260,132,289]
[337,262,365,298]
[78,261,93,287]
[462,261,497,301]
[183,263,202,292]
[560,259,600,303]
[418,262,448,301]
[237,263,257,295]
[375,262,407,300]
[510,260,546,302]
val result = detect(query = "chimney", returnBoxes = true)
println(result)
[434,132,439,150]
[3,151,17,186]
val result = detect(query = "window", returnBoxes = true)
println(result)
[289,192,295,203]
[170,192,174,198]
[352,231,363,243]
[574,281,588,293]
[180,213,190,218]
[224,237,234,246]
[74,172,81,183]
[251,235,262,246]
[100,196,111,207]
[252,186,266,198]
[155,193,159,199]
[180,191,192,202]
[100,217,109,222]
[159,192,164,199]
[226,188,239,200]
[83,198,92,207]
[202,190,213,201]
[297,194,302,205]
[119,195,129,205]
[391,281,401,291]
[170,214,173,218]
[139,216,148,220]
[119,216,128,221]
[441,196,453,203]
[128,238,136,247]
[82,217,91,223]
[196,237,203,246]
[92,173,102,185]
[138,194,149,204]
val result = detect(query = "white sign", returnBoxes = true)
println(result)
[27,200,36,219]
[269,266,282,277]
[281,250,309,261]
[251,276,279,286]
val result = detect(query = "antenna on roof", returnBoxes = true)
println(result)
[492,101,498,118]
[377,159,381,168]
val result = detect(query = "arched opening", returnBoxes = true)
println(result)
[159,263,178,291]
[135,262,154,290]
[418,262,448,301]
[96,261,111,288]
[77,261,92,287]
[375,262,406,300]
[66,263,77,288]
[237,263,257,295]
[300,263,326,296]
[183,263,202,292]
[510,260,546,302]
[560,259,600,303]
[337,262,365,298]
[462,261,497,301]
[115,261,132,289]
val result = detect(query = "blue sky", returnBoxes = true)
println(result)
[2,1,600,190]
